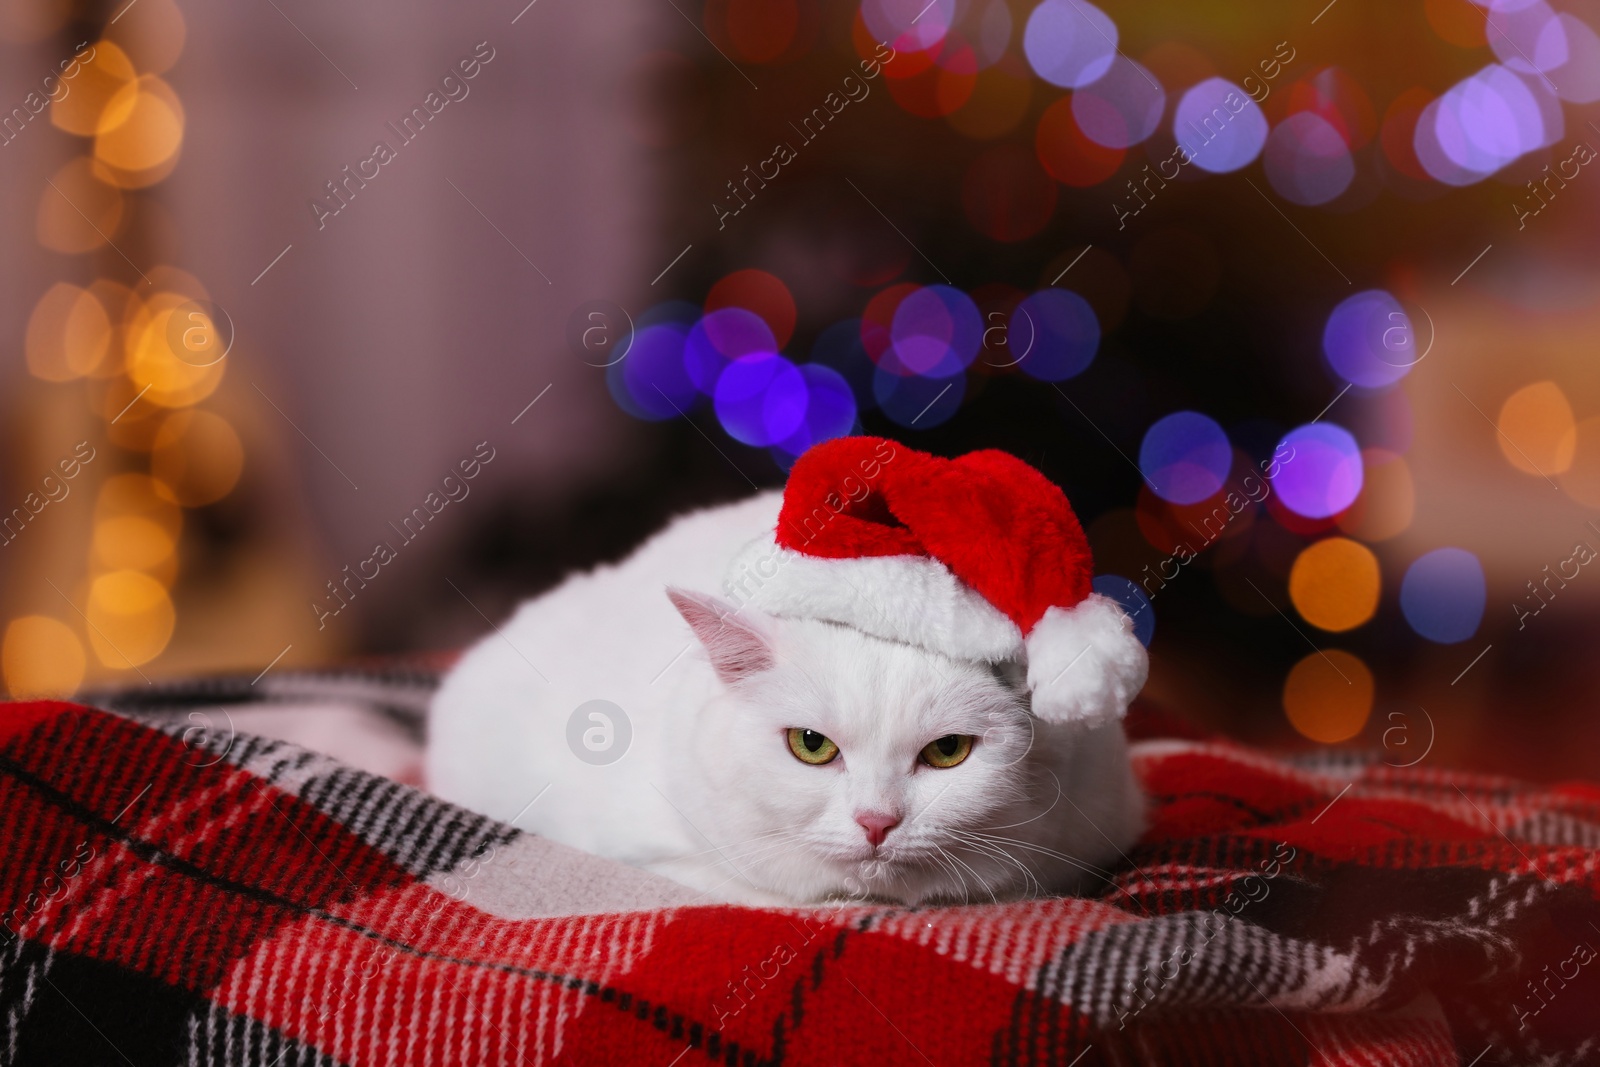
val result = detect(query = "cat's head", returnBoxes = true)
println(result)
[668,588,1056,905]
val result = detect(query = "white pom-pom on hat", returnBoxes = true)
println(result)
[722,436,1149,725]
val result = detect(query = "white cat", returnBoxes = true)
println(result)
[427,490,1145,906]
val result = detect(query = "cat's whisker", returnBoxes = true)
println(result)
[939,844,999,906]
[952,829,1148,913]
[670,826,793,862]
[950,836,1042,901]
[925,845,972,905]
[987,770,1065,831]
[953,834,1040,900]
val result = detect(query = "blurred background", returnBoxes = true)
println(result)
[1,0,1598,781]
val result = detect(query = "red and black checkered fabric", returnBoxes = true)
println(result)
[2,699,1597,1066]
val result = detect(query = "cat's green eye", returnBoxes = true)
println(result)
[920,734,973,769]
[786,728,839,766]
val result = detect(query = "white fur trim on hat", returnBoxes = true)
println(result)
[723,535,1024,662]
[1025,596,1149,726]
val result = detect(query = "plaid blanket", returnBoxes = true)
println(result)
[2,688,1598,1066]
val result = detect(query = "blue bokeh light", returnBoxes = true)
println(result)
[1010,289,1100,381]
[714,352,808,446]
[778,363,859,456]
[616,323,696,420]
[1400,547,1487,644]
[875,366,965,428]
[1140,411,1233,504]
[1323,290,1416,390]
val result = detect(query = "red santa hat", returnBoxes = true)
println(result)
[724,436,1147,726]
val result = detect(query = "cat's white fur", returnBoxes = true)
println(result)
[427,491,1145,906]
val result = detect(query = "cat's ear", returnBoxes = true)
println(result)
[667,588,774,685]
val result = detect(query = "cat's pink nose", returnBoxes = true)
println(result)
[855,811,901,848]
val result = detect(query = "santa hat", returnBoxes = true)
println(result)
[723,436,1147,727]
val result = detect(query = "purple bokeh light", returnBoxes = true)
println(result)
[1487,0,1568,73]
[1322,290,1415,390]
[1073,56,1165,149]
[1418,64,1561,184]
[684,308,777,394]
[1264,112,1355,206]
[861,0,957,53]
[1173,78,1269,174]
[1022,0,1118,89]
[888,285,983,377]
[1272,423,1364,518]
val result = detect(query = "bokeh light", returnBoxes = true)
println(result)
[714,352,808,446]
[861,282,919,364]
[1140,412,1232,505]
[1272,423,1364,519]
[777,363,858,456]
[684,307,776,393]
[1009,288,1099,381]
[125,292,227,407]
[1400,547,1486,643]
[888,285,983,376]
[1495,380,1576,476]
[862,0,955,55]
[884,40,978,118]
[1035,96,1125,186]
[1426,0,1489,48]
[1263,112,1354,205]
[1549,14,1600,102]
[1558,416,1600,508]
[1022,0,1117,89]
[25,283,111,382]
[86,569,176,668]
[97,473,183,542]
[36,157,124,254]
[1417,64,1561,185]
[1173,78,1268,173]
[50,40,137,136]
[1093,574,1155,647]
[810,318,877,410]
[93,514,177,572]
[1072,56,1165,149]
[1289,537,1381,632]
[617,322,697,419]
[1283,649,1374,743]
[150,410,245,507]
[94,74,185,181]
[1486,0,1568,75]
[1336,449,1415,541]
[1284,67,1376,150]
[2,617,85,700]
[705,269,796,349]
[708,0,799,63]
[947,54,1033,139]
[1322,290,1416,389]
[874,366,964,428]
[1380,87,1435,182]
